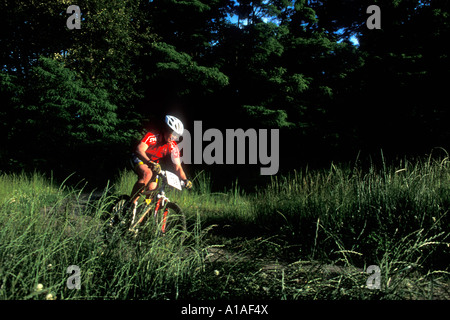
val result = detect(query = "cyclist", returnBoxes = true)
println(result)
[129,115,192,207]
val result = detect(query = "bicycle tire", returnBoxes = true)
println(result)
[156,202,186,243]
[103,195,131,242]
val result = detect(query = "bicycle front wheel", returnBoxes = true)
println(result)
[156,202,186,242]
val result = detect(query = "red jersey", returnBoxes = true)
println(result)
[140,130,180,163]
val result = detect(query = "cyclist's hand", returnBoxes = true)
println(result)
[184,179,192,189]
[148,161,161,174]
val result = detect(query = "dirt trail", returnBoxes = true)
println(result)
[205,242,362,275]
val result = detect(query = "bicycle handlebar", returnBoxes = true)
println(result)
[147,161,186,189]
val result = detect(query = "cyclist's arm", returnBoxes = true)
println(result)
[173,158,188,181]
[169,141,187,180]
[135,142,152,163]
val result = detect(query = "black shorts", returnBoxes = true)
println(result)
[130,153,145,172]
[129,154,159,182]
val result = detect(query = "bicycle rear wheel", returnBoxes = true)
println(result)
[103,195,132,242]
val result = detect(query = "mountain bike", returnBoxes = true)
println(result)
[104,167,187,245]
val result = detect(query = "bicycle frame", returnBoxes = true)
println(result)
[105,169,186,245]
[130,170,182,233]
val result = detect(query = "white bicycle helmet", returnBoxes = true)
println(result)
[165,115,184,138]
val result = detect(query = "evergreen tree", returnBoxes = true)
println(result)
[1,0,448,178]
[0,0,71,75]
[58,0,153,133]
[6,56,118,174]
[137,0,231,124]
[335,0,450,155]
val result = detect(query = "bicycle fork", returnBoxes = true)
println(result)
[154,193,169,234]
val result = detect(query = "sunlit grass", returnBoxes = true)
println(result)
[0,171,207,300]
[0,151,448,299]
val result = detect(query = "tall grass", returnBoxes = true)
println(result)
[255,154,449,265]
[0,152,448,300]
[0,171,206,300]
[215,153,449,299]
[112,154,449,299]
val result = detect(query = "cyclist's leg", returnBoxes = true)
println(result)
[147,181,158,192]
[130,164,153,204]
[130,154,149,202]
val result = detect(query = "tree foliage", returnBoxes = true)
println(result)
[1,0,449,179]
